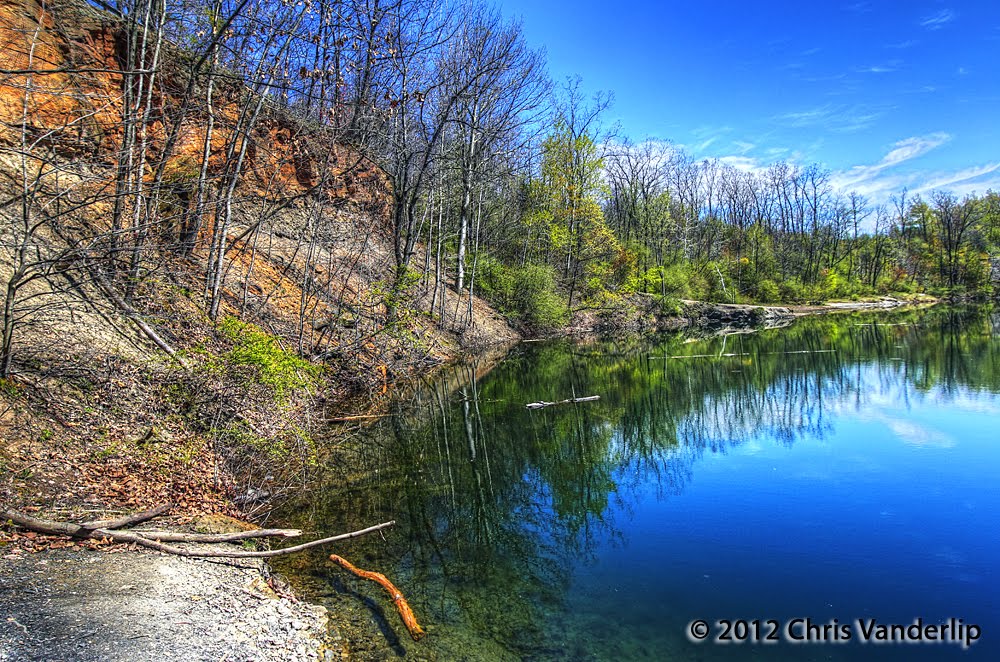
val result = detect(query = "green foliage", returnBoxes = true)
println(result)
[477,257,568,331]
[475,254,517,313]
[218,317,320,397]
[514,264,569,331]
[0,378,22,400]
[755,279,781,303]
[779,277,808,303]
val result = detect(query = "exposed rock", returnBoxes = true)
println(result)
[681,301,795,331]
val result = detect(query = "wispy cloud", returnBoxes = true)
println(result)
[881,133,951,167]
[921,9,955,30]
[826,134,1000,201]
[718,155,764,173]
[695,137,719,152]
[857,65,897,74]
[845,2,872,13]
[773,104,887,133]
[886,39,917,50]
[678,126,735,156]
[912,163,1000,194]
[776,106,835,127]
[857,58,902,75]
[829,133,951,197]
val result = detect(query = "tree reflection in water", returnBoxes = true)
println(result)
[276,305,999,660]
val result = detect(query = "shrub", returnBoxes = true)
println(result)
[779,277,807,303]
[472,257,568,331]
[513,264,568,331]
[217,317,320,397]
[755,279,781,303]
[475,255,517,314]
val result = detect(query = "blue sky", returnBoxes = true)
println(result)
[496,0,1000,202]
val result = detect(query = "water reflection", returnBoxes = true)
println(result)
[277,306,1000,660]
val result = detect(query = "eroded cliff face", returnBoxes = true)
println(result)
[0,0,122,152]
[0,0,516,531]
[0,0,391,213]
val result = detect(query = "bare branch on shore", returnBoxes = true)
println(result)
[0,506,393,558]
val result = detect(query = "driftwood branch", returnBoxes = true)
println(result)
[123,528,302,543]
[329,554,425,640]
[79,504,173,531]
[525,395,600,410]
[0,508,393,558]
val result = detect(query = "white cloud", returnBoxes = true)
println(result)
[717,155,763,173]
[921,9,955,30]
[857,65,897,74]
[695,137,719,152]
[880,133,951,167]
[818,133,1000,201]
[776,106,834,127]
[774,104,887,133]
[912,163,1000,196]
[829,133,951,195]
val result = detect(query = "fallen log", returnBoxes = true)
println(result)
[525,395,600,410]
[78,504,173,531]
[0,507,393,558]
[329,554,425,641]
[118,528,303,543]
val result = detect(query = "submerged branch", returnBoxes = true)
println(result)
[329,554,426,640]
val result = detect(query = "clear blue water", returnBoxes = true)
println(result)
[281,306,1000,660]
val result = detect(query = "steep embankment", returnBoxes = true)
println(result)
[0,0,514,517]
[0,3,514,658]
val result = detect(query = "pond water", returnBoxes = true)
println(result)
[277,306,1000,661]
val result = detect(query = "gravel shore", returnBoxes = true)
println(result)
[0,548,343,661]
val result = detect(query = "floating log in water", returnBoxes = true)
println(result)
[764,349,837,355]
[525,395,600,410]
[648,353,740,359]
[329,554,426,640]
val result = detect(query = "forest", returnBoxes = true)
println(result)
[2,0,999,381]
[2,3,999,657]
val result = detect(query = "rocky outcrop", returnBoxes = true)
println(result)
[681,301,795,331]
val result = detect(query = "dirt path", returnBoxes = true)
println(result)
[0,548,343,661]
